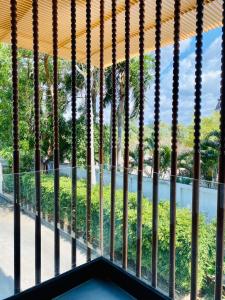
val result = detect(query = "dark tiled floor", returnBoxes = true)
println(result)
[54,278,135,300]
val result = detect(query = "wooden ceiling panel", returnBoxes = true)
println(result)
[0,0,222,67]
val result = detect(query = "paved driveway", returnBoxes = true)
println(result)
[0,200,87,299]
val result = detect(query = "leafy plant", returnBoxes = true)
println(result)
[2,173,217,297]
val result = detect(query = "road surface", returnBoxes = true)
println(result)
[0,199,87,299]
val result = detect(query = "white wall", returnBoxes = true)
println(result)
[59,164,217,222]
[0,162,2,194]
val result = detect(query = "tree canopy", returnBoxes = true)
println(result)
[0,42,221,184]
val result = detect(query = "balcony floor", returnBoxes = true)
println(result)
[6,257,170,300]
[54,278,135,300]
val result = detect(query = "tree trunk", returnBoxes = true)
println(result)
[117,72,125,168]
[90,98,96,185]
[91,68,98,124]
[109,107,113,168]
[90,70,96,185]
[44,54,54,100]
[43,54,54,169]
[76,66,97,185]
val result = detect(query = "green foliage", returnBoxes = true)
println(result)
[0,44,111,170]
[159,145,171,174]
[104,55,154,115]
[3,173,216,296]
[65,116,111,166]
[181,112,220,148]
[0,42,222,182]
[201,130,219,182]
[0,44,72,171]
[129,55,154,118]
[177,128,220,182]
[177,151,194,178]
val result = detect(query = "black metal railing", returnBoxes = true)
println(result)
[152,0,162,288]
[10,0,20,294]
[6,0,225,299]
[110,0,117,263]
[71,0,77,269]
[52,0,60,277]
[122,0,130,271]
[32,0,41,286]
[169,0,180,297]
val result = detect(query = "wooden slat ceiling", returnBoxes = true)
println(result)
[0,0,222,67]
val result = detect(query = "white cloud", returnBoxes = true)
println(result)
[180,38,192,54]
[145,32,222,125]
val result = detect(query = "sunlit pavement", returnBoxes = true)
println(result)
[0,199,87,300]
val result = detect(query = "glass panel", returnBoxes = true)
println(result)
[0,167,222,299]
[0,167,101,299]
[198,179,218,299]
[174,176,218,299]
[20,171,35,291]
[102,166,111,259]
[0,172,14,299]
[100,169,219,300]
[175,175,192,298]
[127,171,137,275]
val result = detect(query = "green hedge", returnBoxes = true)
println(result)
[2,173,217,296]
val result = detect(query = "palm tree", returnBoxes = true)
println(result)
[177,151,193,178]
[159,145,171,177]
[104,55,154,168]
[201,130,219,182]
[144,135,171,178]
[177,130,219,183]
[64,63,99,184]
[129,147,139,171]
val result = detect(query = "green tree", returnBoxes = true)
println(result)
[177,151,193,178]
[160,145,171,176]
[65,64,101,183]
[0,44,78,171]
[0,45,35,170]
[65,115,111,166]
[177,113,220,181]
[104,55,154,167]
[183,112,220,148]
[201,130,219,182]
[3,173,217,297]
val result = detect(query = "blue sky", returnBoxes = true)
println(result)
[145,27,222,125]
[70,27,222,126]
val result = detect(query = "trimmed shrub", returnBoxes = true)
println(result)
[2,173,217,296]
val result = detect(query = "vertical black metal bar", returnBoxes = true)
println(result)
[10,0,20,294]
[110,0,117,262]
[71,0,77,268]
[152,0,162,288]
[136,0,145,278]
[215,1,225,298]
[32,0,41,285]
[122,0,130,270]
[169,0,180,298]
[86,0,92,262]
[99,0,104,255]
[191,1,203,299]
[52,0,60,276]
